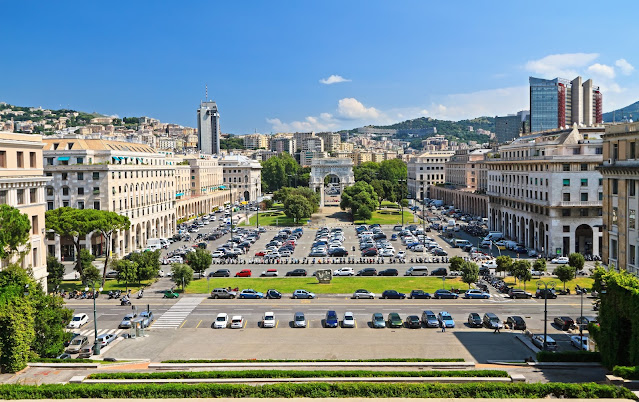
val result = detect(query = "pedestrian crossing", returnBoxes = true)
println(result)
[149,296,205,329]
[75,328,126,337]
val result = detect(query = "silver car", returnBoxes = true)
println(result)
[119,313,137,329]
[293,312,306,328]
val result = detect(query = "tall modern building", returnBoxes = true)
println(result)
[197,101,220,155]
[529,76,603,133]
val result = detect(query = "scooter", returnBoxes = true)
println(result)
[121,297,131,306]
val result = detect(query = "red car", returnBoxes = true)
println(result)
[235,269,252,277]
[254,250,266,256]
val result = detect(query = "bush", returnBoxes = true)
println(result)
[161,358,465,363]
[536,351,601,362]
[613,365,639,380]
[29,358,102,363]
[88,369,508,380]
[0,382,633,399]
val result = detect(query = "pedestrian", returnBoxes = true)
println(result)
[494,325,501,334]
[441,322,446,332]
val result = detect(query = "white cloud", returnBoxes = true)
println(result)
[266,115,338,132]
[587,63,615,79]
[337,98,381,120]
[525,53,599,78]
[616,59,635,75]
[319,74,351,85]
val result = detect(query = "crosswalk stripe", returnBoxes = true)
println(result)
[150,296,205,329]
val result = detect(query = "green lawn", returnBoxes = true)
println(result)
[501,276,594,291]
[241,211,306,227]
[380,201,399,208]
[185,276,466,294]
[354,209,414,225]
[59,279,153,294]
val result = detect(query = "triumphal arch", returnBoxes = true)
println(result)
[309,157,355,207]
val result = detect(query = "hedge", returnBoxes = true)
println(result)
[0,382,634,399]
[161,358,464,363]
[29,358,103,364]
[87,369,508,380]
[613,365,639,380]
[536,351,602,362]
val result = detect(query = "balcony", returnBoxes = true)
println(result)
[553,201,601,207]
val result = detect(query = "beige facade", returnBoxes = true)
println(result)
[445,149,491,190]
[243,134,268,150]
[219,155,262,203]
[599,122,639,276]
[429,186,488,218]
[0,132,49,290]
[407,151,455,200]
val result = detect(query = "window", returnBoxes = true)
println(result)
[563,179,570,186]
[581,193,588,201]
[92,172,99,180]
[595,147,603,155]
[78,187,84,195]
[16,152,24,168]
[31,215,38,235]
[17,189,24,204]
[47,201,54,210]
[78,201,85,210]
[0,151,6,168]
[613,143,618,160]
[29,188,36,203]
[93,201,100,210]
[581,178,588,186]
[580,163,588,171]
[77,157,84,164]
[632,142,637,159]
[613,207,618,224]
[599,178,603,186]
[631,245,637,265]
[62,172,68,180]
[32,247,38,268]
[599,192,603,200]
[611,239,618,260]
[580,208,588,217]
[46,157,53,166]
[30,152,36,168]
[612,179,619,194]
[563,225,570,233]
[630,180,636,197]
[62,187,69,196]
[77,172,84,180]
[562,209,570,217]
[93,187,100,195]
[573,148,580,155]
[562,164,570,171]
[63,201,69,207]
[0,190,5,204]
[563,193,571,201]
[630,209,636,229]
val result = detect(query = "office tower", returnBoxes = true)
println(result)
[197,101,220,155]
[529,76,602,133]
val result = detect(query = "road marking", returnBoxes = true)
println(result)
[196,320,202,328]
[151,296,205,329]
[275,320,279,328]
[243,320,247,329]
[179,320,187,328]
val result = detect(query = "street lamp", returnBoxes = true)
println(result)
[255,178,260,229]
[85,282,104,355]
[398,179,407,228]
[536,279,556,351]
[228,183,234,237]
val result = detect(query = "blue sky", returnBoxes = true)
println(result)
[1,1,637,134]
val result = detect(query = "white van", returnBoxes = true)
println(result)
[405,266,429,276]
[453,239,472,248]
[484,232,504,242]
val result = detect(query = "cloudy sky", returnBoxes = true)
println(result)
[0,1,637,133]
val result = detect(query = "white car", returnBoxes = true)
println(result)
[379,249,394,257]
[167,256,183,264]
[482,260,498,269]
[67,313,89,329]
[158,269,166,278]
[551,256,569,264]
[333,267,354,276]
[230,315,244,329]
[342,312,355,328]
[570,335,589,350]
[262,312,276,328]
[211,251,224,258]
[214,313,229,329]
[396,251,407,259]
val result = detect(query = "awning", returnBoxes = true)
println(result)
[176,192,184,197]
[57,157,70,161]
[136,157,142,162]
[112,156,121,161]
[219,185,227,190]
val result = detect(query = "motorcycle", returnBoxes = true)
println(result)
[120,297,131,306]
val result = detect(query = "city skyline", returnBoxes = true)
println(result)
[0,1,637,134]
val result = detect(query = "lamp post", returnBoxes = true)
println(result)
[398,179,406,228]
[85,281,104,355]
[536,279,556,351]
[580,289,584,350]
[229,184,233,237]
[255,178,260,229]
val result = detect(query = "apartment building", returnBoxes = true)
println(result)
[317,132,341,152]
[270,136,295,154]
[407,151,455,200]
[219,154,262,203]
[0,132,49,290]
[445,149,491,190]
[243,134,268,150]
[487,125,604,257]
[599,122,639,276]
[174,156,231,222]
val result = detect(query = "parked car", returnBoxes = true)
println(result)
[235,269,252,277]
[535,288,557,299]
[372,312,386,328]
[333,267,355,276]
[105,270,118,278]
[119,313,138,329]
[239,289,263,299]
[262,312,275,328]
[325,310,339,328]
[576,316,598,326]
[506,316,527,330]
[551,256,569,264]
[292,289,315,299]
[260,269,279,277]
[464,289,490,299]
[356,268,377,276]
[430,268,448,276]
[78,345,94,359]
[230,315,245,329]
[405,315,421,329]
[532,335,558,351]
[509,289,532,299]
[433,289,459,299]
[67,313,89,329]
[381,290,406,299]
[387,312,403,328]
[352,289,375,299]
[378,268,399,276]
[554,316,575,331]
[210,288,237,299]
[421,310,439,328]
[432,249,448,256]
[409,290,432,299]
[467,313,482,327]
[139,311,154,328]
[570,335,589,350]
[214,313,229,329]
[266,289,282,299]
[342,312,355,328]
[209,269,231,277]
[96,333,117,347]
[293,312,306,328]
[483,312,503,329]
[481,260,498,269]
[438,311,455,328]
[286,269,307,277]
[66,335,89,354]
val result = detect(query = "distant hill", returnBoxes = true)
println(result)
[603,100,639,122]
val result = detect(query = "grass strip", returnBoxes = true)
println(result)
[0,382,633,399]
[161,358,464,363]
[88,369,508,380]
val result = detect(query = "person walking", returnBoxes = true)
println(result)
[494,325,501,334]
[441,321,446,333]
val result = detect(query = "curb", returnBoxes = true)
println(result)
[148,362,476,369]
[81,376,512,384]
[528,362,603,368]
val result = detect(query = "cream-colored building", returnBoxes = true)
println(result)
[445,149,491,190]
[407,151,455,200]
[243,134,269,150]
[219,155,262,202]
[0,132,49,290]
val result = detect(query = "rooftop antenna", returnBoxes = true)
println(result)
[205,85,208,101]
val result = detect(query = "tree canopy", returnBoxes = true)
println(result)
[554,264,576,290]
[186,248,212,275]
[460,261,479,288]
[261,153,300,192]
[340,181,378,221]
[45,207,97,274]
[0,204,31,260]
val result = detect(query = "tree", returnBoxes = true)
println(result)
[357,205,372,221]
[495,255,513,277]
[378,159,407,183]
[448,256,464,272]
[45,208,97,275]
[261,153,299,192]
[170,263,193,291]
[370,179,386,209]
[0,204,31,261]
[79,249,100,284]
[128,250,161,284]
[186,248,212,277]
[0,286,35,372]
[92,210,130,286]
[340,181,378,221]
[46,256,65,292]
[261,198,274,210]
[112,259,138,291]
[460,261,479,288]
[533,258,547,274]
[554,264,576,290]
[511,259,532,290]
[568,252,585,272]
[284,194,313,223]
[32,293,73,358]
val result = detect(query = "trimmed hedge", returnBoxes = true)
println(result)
[161,358,464,363]
[29,358,103,364]
[87,369,508,380]
[0,383,634,399]
[536,351,602,362]
[613,365,639,380]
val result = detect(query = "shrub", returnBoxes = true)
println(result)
[160,358,464,363]
[613,365,639,380]
[536,351,601,362]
